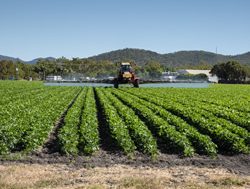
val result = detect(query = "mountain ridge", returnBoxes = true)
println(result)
[1,48,250,67]
[0,55,56,64]
[88,48,250,67]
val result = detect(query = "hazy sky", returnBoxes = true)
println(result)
[0,0,250,60]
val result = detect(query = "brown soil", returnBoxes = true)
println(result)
[1,142,249,188]
[1,150,249,175]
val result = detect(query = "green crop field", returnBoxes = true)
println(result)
[0,81,249,158]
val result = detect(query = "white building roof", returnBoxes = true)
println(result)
[178,69,218,83]
[178,69,211,75]
[121,62,131,65]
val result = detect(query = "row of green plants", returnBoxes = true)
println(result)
[189,101,249,131]
[59,88,87,155]
[201,85,250,113]
[0,87,63,111]
[122,88,249,154]
[141,88,250,131]
[0,87,61,153]
[137,88,250,142]
[117,89,218,156]
[110,89,195,157]
[1,82,249,157]
[99,88,158,158]
[22,89,79,152]
[0,80,43,91]
[95,88,136,155]
[0,84,80,154]
[78,87,99,154]
[170,86,249,112]
[59,87,99,155]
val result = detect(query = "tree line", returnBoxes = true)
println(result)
[0,60,39,80]
[0,58,168,80]
[0,58,249,82]
[210,61,250,83]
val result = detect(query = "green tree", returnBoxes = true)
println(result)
[210,61,247,83]
[0,60,16,79]
[243,65,250,78]
[145,61,164,78]
[0,60,39,80]
[35,59,58,80]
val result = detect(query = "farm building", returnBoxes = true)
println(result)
[46,75,62,81]
[162,71,178,81]
[177,69,218,83]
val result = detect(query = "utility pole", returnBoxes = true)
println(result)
[215,46,218,64]
[16,67,19,80]
[43,70,46,81]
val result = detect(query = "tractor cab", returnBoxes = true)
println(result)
[120,63,132,73]
[119,63,133,79]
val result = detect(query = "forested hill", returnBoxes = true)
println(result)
[0,55,22,62]
[89,48,250,67]
[89,49,164,65]
[1,48,250,68]
[0,55,56,64]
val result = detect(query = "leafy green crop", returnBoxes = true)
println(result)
[0,81,249,157]
[59,88,87,155]
[119,89,218,156]
[96,88,136,155]
[100,88,158,158]
[78,87,99,155]
[122,87,250,154]
[111,89,195,157]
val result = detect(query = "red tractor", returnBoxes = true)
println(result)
[114,62,139,88]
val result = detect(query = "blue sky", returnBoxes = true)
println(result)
[0,0,250,61]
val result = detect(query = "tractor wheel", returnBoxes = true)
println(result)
[114,79,119,88]
[133,79,139,88]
